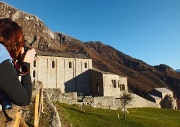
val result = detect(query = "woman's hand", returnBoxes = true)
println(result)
[23,48,37,63]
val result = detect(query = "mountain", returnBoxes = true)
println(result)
[176,69,180,73]
[57,36,180,99]
[0,2,62,52]
[1,2,180,108]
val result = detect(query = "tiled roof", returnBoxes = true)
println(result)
[36,50,90,59]
[92,68,126,78]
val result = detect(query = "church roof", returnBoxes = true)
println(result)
[36,50,90,59]
[92,68,126,78]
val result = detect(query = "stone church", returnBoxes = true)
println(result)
[30,51,128,97]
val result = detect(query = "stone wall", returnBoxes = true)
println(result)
[129,94,158,108]
[84,96,122,110]
[103,73,128,97]
[46,89,158,110]
[45,89,77,105]
[83,94,158,110]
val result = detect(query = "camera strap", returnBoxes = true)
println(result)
[0,99,13,123]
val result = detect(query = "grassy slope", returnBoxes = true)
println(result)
[55,102,180,127]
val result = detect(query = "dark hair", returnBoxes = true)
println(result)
[0,18,24,62]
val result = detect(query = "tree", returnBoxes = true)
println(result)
[119,92,133,120]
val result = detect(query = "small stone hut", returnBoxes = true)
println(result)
[146,88,177,109]
[91,69,128,97]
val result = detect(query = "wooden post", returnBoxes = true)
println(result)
[38,88,43,119]
[13,112,21,127]
[34,91,40,127]
[32,84,43,127]
[41,88,43,113]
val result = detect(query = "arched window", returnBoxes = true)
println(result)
[112,80,116,88]
[52,61,55,68]
[114,80,116,88]
[33,70,36,78]
[120,84,125,91]
[69,62,72,68]
[84,62,87,68]
[122,84,125,90]
[33,61,36,67]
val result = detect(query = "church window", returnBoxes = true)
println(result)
[85,62,87,68]
[122,84,125,90]
[118,83,120,88]
[69,62,72,68]
[120,84,125,91]
[52,61,55,68]
[112,80,116,88]
[33,61,36,67]
[114,80,116,88]
[33,70,36,78]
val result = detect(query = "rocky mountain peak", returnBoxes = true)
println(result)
[154,64,175,74]
[0,2,61,52]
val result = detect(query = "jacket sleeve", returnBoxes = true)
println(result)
[0,60,32,106]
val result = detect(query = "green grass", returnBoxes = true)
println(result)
[55,102,180,127]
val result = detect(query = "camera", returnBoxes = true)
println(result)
[24,35,37,53]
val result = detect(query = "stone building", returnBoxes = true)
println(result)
[30,51,128,97]
[30,51,92,96]
[91,69,128,97]
[30,52,161,109]
[146,88,177,109]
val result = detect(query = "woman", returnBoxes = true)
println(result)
[0,18,36,123]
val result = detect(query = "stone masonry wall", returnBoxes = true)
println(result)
[44,89,77,105]
[103,73,128,97]
[46,89,158,110]
[129,94,158,108]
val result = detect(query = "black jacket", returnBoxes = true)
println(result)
[0,60,32,106]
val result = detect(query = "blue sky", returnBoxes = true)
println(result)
[2,0,180,69]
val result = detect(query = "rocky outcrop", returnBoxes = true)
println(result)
[0,2,61,52]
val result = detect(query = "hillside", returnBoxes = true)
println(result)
[1,2,180,108]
